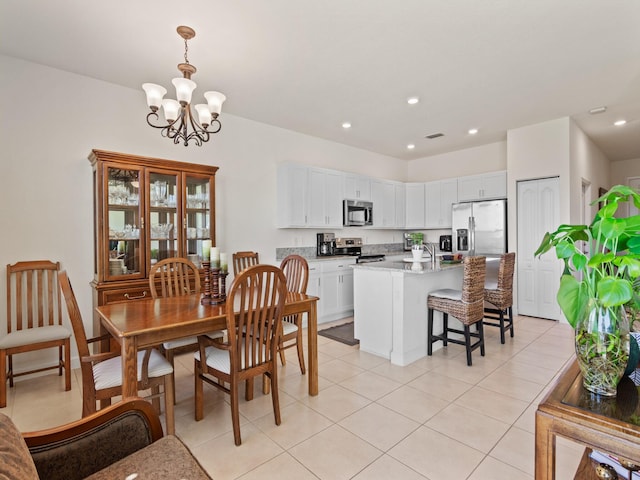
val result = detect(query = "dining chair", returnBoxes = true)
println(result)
[194,264,287,445]
[483,252,516,344]
[427,256,487,366]
[278,254,309,373]
[59,271,175,434]
[232,251,259,276]
[1,260,71,408]
[149,257,223,402]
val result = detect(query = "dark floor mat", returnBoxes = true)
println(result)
[318,322,359,346]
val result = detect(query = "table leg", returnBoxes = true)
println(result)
[121,338,138,399]
[535,410,556,480]
[307,299,318,396]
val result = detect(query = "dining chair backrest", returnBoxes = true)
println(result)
[58,271,94,396]
[6,260,63,333]
[149,258,201,299]
[226,264,287,373]
[280,255,309,294]
[232,251,260,276]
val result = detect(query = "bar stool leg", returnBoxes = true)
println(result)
[427,308,434,355]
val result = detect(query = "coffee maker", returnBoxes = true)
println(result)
[316,233,336,256]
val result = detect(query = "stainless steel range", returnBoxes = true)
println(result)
[333,237,386,263]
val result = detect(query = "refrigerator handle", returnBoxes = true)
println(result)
[469,216,476,255]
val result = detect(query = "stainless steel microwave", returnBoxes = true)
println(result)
[343,199,373,226]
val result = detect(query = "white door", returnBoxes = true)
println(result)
[517,177,561,320]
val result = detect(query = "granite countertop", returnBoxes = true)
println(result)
[352,259,464,274]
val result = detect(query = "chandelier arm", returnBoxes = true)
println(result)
[208,118,222,134]
[186,106,211,143]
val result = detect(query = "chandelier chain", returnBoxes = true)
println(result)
[184,38,189,65]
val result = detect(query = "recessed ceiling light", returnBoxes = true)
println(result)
[468,128,478,135]
[407,144,415,149]
[407,97,419,105]
[614,120,627,126]
[342,122,352,129]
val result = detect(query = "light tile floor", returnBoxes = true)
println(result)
[2,315,586,479]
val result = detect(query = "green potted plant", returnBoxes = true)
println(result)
[409,232,424,246]
[535,185,640,396]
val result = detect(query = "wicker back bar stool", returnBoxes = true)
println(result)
[483,252,516,344]
[427,256,487,366]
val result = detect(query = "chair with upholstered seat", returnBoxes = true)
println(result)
[194,264,287,445]
[1,260,71,408]
[59,271,176,434]
[483,252,516,344]
[427,256,487,366]
[278,254,309,373]
[232,251,259,276]
[149,257,223,402]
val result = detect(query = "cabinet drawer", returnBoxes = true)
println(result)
[103,287,152,304]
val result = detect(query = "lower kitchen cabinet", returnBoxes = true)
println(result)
[306,259,355,324]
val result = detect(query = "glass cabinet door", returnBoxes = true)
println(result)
[106,166,142,279]
[148,171,180,265]
[185,174,213,267]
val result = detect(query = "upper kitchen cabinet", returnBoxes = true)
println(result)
[405,183,426,228]
[425,179,458,228]
[371,179,405,228]
[308,168,344,228]
[457,171,507,202]
[277,164,343,228]
[344,174,371,201]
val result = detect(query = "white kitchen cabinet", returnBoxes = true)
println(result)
[344,174,371,200]
[457,171,507,202]
[306,262,323,322]
[277,164,343,228]
[317,258,356,323]
[371,179,405,228]
[405,183,426,228]
[277,163,310,227]
[308,168,344,228]
[394,183,406,229]
[424,179,458,228]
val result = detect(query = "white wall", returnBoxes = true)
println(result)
[0,54,406,372]
[611,158,640,186]
[407,141,507,181]
[569,119,611,223]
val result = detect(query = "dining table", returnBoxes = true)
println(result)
[95,292,319,404]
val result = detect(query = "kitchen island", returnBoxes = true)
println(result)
[353,259,464,366]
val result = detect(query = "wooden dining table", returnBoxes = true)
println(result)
[95,292,319,402]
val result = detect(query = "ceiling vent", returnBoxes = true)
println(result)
[425,132,444,139]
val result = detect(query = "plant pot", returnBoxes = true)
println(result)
[575,305,630,397]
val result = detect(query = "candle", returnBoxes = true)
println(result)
[202,240,211,261]
[220,252,228,273]
[211,247,220,267]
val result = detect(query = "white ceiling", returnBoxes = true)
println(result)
[2,0,639,161]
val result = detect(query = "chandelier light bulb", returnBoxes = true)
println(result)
[161,99,181,123]
[194,104,212,127]
[142,26,225,146]
[142,83,167,111]
[204,91,226,116]
[172,78,197,105]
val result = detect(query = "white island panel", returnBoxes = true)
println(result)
[353,261,464,366]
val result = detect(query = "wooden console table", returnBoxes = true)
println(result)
[535,360,640,479]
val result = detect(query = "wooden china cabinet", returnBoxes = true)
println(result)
[88,150,218,336]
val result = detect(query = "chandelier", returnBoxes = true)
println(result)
[142,26,226,147]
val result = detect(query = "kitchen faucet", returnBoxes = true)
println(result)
[424,242,437,268]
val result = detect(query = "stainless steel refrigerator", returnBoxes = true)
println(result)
[452,199,507,256]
